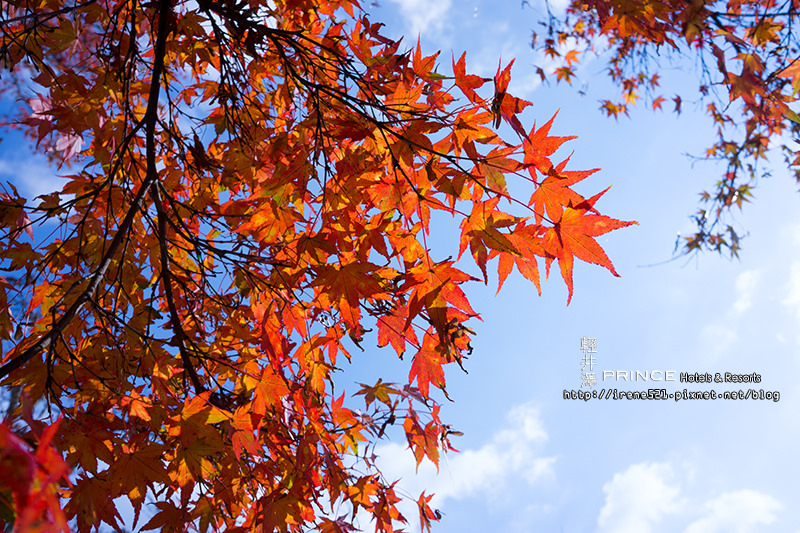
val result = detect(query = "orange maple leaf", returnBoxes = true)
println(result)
[453,52,486,103]
[408,332,447,397]
[542,190,637,302]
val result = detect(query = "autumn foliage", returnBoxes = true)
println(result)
[0,0,632,531]
[534,0,800,255]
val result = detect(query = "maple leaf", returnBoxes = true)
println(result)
[495,223,546,294]
[416,491,440,533]
[542,190,637,302]
[0,419,71,532]
[313,261,387,330]
[140,501,185,532]
[779,59,800,95]
[377,304,419,357]
[408,331,447,398]
[67,476,122,531]
[108,444,170,512]
[459,197,521,280]
[491,59,532,136]
[523,112,577,177]
[403,403,445,471]
[529,163,598,224]
[405,260,478,339]
[319,516,357,533]
[453,52,486,103]
[556,66,575,83]
[672,95,682,114]
[55,133,83,160]
[356,379,401,410]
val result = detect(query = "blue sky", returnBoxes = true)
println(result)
[1,1,799,532]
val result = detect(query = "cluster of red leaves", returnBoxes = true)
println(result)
[534,0,800,255]
[0,0,632,531]
[0,413,70,532]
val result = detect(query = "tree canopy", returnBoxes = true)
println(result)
[0,0,633,531]
[533,0,800,256]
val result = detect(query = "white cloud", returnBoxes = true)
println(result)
[597,462,783,533]
[698,268,764,358]
[684,490,782,533]
[387,0,451,37]
[597,462,684,533]
[374,403,556,513]
[780,260,800,343]
[534,0,570,15]
[733,269,760,313]
[782,261,800,318]
[0,157,65,200]
[699,323,738,359]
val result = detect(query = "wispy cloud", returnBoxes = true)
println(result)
[374,403,556,524]
[0,156,65,200]
[684,490,782,533]
[699,323,738,359]
[597,462,782,533]
[529,0,570,16]
[387,0,452,38]
[782,260,800,323]
[733,269,761,313]
[597,462,684,533]
[698,268,761,359]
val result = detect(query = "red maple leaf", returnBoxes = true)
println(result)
[542,190,637,302]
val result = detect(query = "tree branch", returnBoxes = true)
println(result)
[0,0,174,381]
